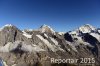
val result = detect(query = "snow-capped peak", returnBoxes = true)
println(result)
[41,24,48,27]
[0,24,15,31]
[39,24,55,34]
[40,24,52,29]
[69,24,96,35]
[4,24,13,27]
[78,24,96,33]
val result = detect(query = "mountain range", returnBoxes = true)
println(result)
[0,24,100,66]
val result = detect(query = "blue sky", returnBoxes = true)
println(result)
[0,0,100,32]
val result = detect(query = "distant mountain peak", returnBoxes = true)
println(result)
[69,24,96,35]
[40,24,51,28]
[81,24,95,29]
[78,24,96,33]
[39,24,55,34]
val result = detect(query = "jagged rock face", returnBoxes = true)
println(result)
[0,25,22,46]
[0,24,100,66]
[64,32,73,42]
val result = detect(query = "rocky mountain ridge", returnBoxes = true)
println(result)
[0,24,100,66]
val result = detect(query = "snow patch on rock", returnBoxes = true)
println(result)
[43,33,48,38]
[98,29,100,33]
[36,35,65,52]
[22,31,32,38]
[50,37,58,45]
[58,32,65,35]
[90,33,100,41]
[66,41,78,52]
[36,35,56,52]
